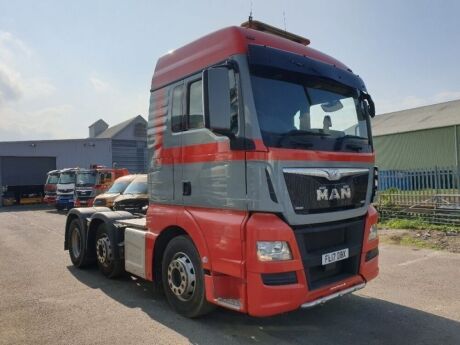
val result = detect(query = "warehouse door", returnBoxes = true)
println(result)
[1,156,56,186]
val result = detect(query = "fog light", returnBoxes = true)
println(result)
[368,224,378,241]
[256,241,292,261]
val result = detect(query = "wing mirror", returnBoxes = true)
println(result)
[361,93,376,118]
[203,67,232,136]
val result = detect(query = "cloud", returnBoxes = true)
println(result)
[0,31,72,140]
[0,31,31,62]
[0,62,22,103]
[89,75,111,93]
[378,91,460,114]
[0,104,74,140]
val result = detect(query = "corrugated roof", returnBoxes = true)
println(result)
[371,99,460,136]
[95,115,144,139]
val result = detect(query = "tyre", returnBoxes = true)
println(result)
[68,219,91,267]
[95,223,123,278]
[162,235,215,318]
[56,205,65,211]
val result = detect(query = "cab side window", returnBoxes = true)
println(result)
[228,70,239,134]
[171,85,183,132]
[187,79,204,130]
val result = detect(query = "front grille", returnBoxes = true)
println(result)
[283,169,369,214]
[76,191,92,199]
[58,189,73,194]
[114,199,148,214]
[295,217,364,290]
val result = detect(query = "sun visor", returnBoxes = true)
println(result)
[247,45,366,92]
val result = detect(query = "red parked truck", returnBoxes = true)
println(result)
[74,166,129,207]
[64,20,379,318]
[43,170,60,205]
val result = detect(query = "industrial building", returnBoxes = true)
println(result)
[372,99,460,170]
[0,115,147,205]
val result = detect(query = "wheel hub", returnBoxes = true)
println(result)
[96,235,112,266]
[167,252,196,301]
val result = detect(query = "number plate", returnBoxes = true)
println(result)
[322,248,349,265]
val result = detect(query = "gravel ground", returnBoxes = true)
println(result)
[1,205,459,345]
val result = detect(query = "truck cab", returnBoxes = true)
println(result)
[74,166,129,207]
[43,170,60,205]
[56,168,78,210]
[65,20,378,318]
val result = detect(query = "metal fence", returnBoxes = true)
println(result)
[376,166,460,226]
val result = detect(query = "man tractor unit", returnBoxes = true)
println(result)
[74,165,129,207]
[64,20,379,318]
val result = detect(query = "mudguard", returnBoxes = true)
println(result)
[87,211,138,262]
[64,207,111,250]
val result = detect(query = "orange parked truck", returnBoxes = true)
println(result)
[74,165,129,207]
[64,20,379,318]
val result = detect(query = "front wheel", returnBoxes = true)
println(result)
[162,236,214,318]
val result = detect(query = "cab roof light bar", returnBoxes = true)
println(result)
[241,19,310,46]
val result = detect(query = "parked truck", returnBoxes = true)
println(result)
[44,170,60,205]
[64,20,379,318]
[56,168,78,210]
[74,166,129,207]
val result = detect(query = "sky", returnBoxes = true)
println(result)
[0,0,459,141]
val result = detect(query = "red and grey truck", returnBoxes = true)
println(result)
[74,166,129,207]
[44,170,60,205]
[64,20,379,318]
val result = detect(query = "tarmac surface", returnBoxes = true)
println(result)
[1,205,459,345]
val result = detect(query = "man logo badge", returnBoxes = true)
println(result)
[317,185,351,201]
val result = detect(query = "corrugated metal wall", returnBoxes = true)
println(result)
[374,126,458,169]
[112,140,147,173]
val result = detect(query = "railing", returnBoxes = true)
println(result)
[376,166,460,226]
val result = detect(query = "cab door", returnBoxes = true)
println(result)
[178,70,246,210]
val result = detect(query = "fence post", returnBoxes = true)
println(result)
[435,166,439,196]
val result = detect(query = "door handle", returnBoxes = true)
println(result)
[182,181,191,196]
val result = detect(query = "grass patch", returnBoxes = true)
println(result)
[379,233,443,250]
[378,218,459,233]
[398,236,442,250]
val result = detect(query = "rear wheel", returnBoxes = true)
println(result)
[95,224,123,278]
[162,236,214,318]
[68,219,91,267]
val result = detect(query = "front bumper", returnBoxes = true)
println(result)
[75,198,94,207]
[43,195,56,204]
[243,206,379,317]
[56,195,75,209]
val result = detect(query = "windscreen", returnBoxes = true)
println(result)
[107,180,131,194]
[46,174,59,184]
[251,72,371,153]
[76,172,97,187]
[123,177,148,195]
[58,172,76,184]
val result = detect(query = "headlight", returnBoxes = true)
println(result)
[368,224,378,241]
[256,241,292,261]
